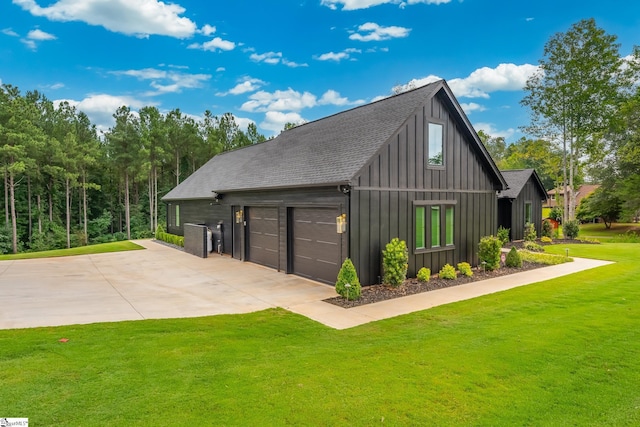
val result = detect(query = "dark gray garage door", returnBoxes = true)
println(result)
[247,207,279,269]
[292,207,341,285]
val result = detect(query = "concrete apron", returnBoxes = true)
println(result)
[0,240,612,330]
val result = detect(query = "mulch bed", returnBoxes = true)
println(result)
[324,261,546,309]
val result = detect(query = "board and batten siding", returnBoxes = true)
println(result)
[350,92,499,285]
[506,179,545,241]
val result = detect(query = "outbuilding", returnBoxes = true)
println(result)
[162,80,507,285]
[498,169,548,241]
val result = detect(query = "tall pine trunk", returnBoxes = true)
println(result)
[154,167,158,231]
[37,194,42,233]
[148,171,154,232]
[125,170,131,240]
[9,171,18,254]
[27,176,32,239]
[4,169,8,228]
[66,177,71,249]
[82,171,88,238]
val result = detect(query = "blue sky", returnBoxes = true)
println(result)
[1,0,639,140]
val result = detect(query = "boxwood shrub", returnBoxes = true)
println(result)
[478,235,501,271]
[335,258,361,300]
[417,267,431,282]
[505,246,522,268]
[439,263,457,280]
[382,238,409,287]
[457,262,473,277]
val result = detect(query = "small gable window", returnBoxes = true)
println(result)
[428,123,443,166]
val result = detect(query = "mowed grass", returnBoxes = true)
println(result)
[579,222,640,241]
[1,244,640,425]
[0,241,144,260]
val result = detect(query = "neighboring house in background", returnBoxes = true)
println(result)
[545,184,601,212]
[162,80,506,286]
[498,169,548,241]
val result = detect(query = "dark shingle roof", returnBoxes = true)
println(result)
[163,80,505,201]
[499,169,547,199]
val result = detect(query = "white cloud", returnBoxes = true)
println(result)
[55,94,149,133]
[27,28,56,40]
[241,88,317,113]
[349,22,410,42]
[451,63,539,97]
[249,51,308,67]
[217,78,265,96]
[188,37,236,52]
[282,58,308,68]
[234,116,255,132]
[250,51,282,64]
[460,102,486,114]
[200,24,216,36]
[21,39,37,49]
[2,28,19,37]
[260,111,306,133]
[315,48,362,62]
[13,0,197,38]
[393,63,539,98]
[110,68,211,95]
[473,122,516,140]
[318,90,348,106]
[321,0,451,11]
[216,67,225,72]
[19,27,57,49]
[240,88,363,114]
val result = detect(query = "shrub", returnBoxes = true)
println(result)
[497,226,510,246]
[155,231,184,248]
[155,224,166,239]
[335,258,361,300]
[540,236,553,244]
[382,238,409,287]
[417,267,431,282]
[505,246,522,268]
[524,222,537,242]
[616,231,640,243]
[439,263,457,280]
[549,206,563,222]
[541,219,553,238]
[563,219,580,239]
[457,262,473,277]
[478,235,502,271]
[520,250,573,265]
[523,241,544,252]
[0,225,12,254]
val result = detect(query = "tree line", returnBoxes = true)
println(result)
[0,85,266,254]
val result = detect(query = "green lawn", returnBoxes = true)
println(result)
[1,244,640,425]
[0,241,145,260]
[579,222,640,242]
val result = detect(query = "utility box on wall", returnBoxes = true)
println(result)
[184,223,208,258]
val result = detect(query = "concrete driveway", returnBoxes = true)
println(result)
[0,240,336,329]
[0,240,613,330]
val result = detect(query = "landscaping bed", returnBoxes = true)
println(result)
[324,261,547,308]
